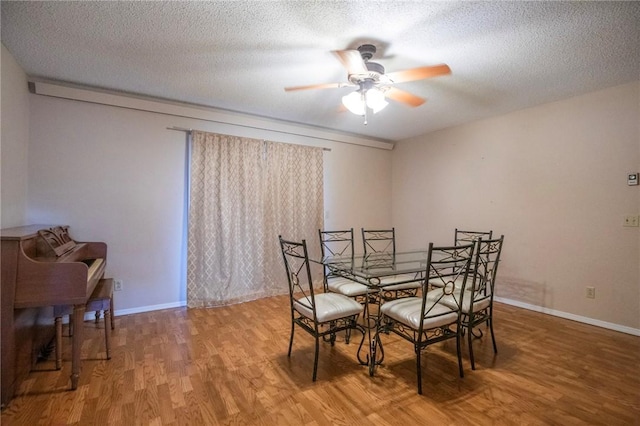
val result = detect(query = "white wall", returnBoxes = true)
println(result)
[1,44,30,228]
[27,94,393,313]
[323,141,392,233]
[392,81,640,331]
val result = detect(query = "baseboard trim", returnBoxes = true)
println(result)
[495,297,640,336]
[113,301,187,317]
[80,301,186,321]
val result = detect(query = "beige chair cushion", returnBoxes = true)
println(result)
[294,293,363,323]
[379,273,422,291]
[327,277,369,297]
[426,288,491,313]
[380,297,458,330]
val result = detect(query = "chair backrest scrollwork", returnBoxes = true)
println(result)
[318,228,354,259]
[279,236,316,315]
[362,228,397,256]
[421,242,475,329]
[468,235,504,308]
[454,229,493,245]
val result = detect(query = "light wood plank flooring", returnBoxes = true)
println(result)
[2,296,639,425]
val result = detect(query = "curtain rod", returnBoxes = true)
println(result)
[167,126,331,151]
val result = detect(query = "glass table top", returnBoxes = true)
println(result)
[319,250,430,281]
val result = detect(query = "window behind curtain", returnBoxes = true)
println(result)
[187,131,323,307]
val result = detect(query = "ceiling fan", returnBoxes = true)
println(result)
[284,44,451,124]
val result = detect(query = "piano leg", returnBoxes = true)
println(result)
[55,316,62,370]
[104,309,112,360]
[71,304,85,390]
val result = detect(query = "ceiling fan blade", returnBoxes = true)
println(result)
[386,64,451,83]
[284,82,345,92]
[332,49,368,75]
[385,87,426,107]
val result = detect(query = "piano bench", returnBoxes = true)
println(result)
[55,278,114,370]
[87,278,115,328]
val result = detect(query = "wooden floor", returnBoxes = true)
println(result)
[2,295,639,425]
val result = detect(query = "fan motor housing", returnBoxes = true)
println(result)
[357,44,377,61]
[348,61,386,85]
[366,62,384,75]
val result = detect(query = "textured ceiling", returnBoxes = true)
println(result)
[2,1,639,142]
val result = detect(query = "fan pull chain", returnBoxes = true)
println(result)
[363,91,368,125]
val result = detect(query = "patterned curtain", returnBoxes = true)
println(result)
[187,131,324,307]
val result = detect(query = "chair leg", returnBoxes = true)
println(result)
[94,310,101,324]
[416,345,423,395]
[287,322,295,357]
[468,323,476,370]
[55,316,62,370]
[489,317,498,354]
[329,321,336,346]
[312,335,320,382]
[104,309,112,360]
[458,330,465,377]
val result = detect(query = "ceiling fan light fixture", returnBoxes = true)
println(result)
[342,90,366,115]
[342,87,388,116]
[366,87,388,113]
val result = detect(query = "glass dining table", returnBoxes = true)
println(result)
[315,250,430,375]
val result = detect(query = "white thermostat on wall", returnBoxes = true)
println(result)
[629,173,639,186]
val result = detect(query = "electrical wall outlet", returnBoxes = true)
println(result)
[114,279,123,291]
[623,215,639,227]
[585,286,596,299]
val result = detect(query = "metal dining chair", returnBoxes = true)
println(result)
[376,241,476,394]
[361,228,422,300]
[318,229,370,343]
[318,228,369,300]
[427,235,505,369]
[279,236,365,381]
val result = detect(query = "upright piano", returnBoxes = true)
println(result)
[1,225,107,406]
